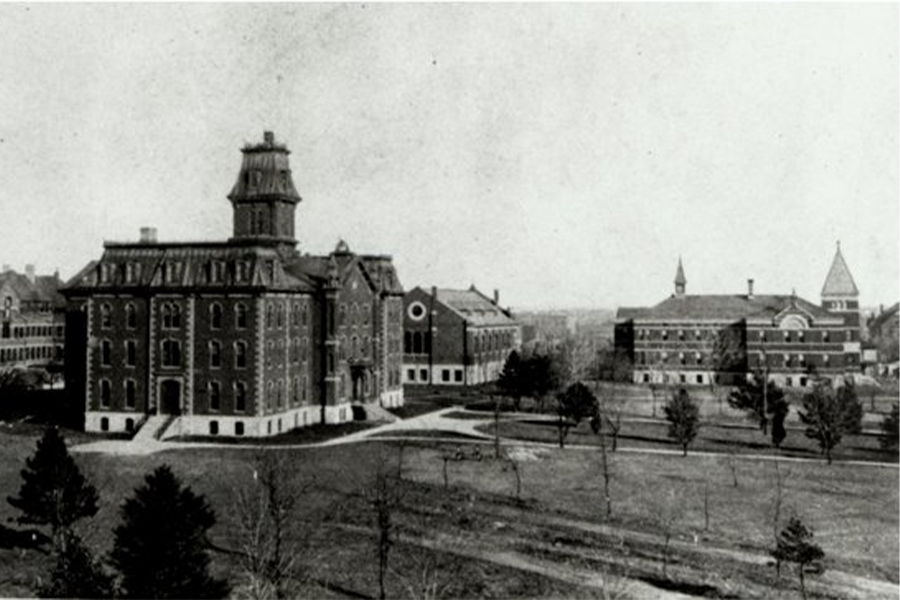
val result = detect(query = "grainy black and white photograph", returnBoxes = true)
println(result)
[0,3,897,599]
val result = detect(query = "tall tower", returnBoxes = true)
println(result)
[228,131,301,257]
[674,257,687,297]
[821,242,861,341]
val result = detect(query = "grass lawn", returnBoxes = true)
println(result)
[480,418,899,464]
[0,426,896,599]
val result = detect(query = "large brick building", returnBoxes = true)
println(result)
[0,265,65,373]
[615,246,862,388]
[63,132,404,437]
[402,286,520,386]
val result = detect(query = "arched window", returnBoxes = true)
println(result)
[210,303,223,329]
[235,303,248,329]
[100,340,112,366]
[125,303,137,329]
[209,341,222,368]
[413,332,422,354]
[100,303,112,329]
[424,331,432,354]
[209,381,221,411]
[266,304,274,328]
[404,331,412,354]
[234,381,247,412]
[99,380,111,407]
[235,342,247,368]
[161,340,181,367]
[277,303,284,328]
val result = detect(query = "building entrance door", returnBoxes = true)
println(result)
[159,380,182,415]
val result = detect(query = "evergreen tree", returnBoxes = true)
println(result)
[664,388,701,456]
[7,427,99,548]
[728,370,787,440]
[555,382,598,448]
[799,381,863,464]
[771,517,825,600]
[111,465,230,599]
[38,531,113,599]
[880,403,899,452]
[497,351,524,411]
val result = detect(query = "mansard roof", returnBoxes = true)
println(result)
[428,286,516,327]
[821,244,859,297]
[616,293,839,324]
[227,131,301,203]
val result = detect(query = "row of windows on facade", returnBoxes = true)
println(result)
[636,350,837,367]
[3,296,56,314]
[99,339,250,369]
[635,328,839,343]
[403,329,514,355]
[406,367,464,384]
[98,258,279,286]
[95,415,304,437]
[0,323,63,340]
[97,378,249,412]
[0,345,62,363]
[639,371,815,388]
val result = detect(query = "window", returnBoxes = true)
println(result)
[419,369,428,382]
[413,332,422,354]
[760,330,766,342]
[678,330,685,341]
[823,330,829,342]
[209,382,221,411]
[125,379,136,408]
[209,341,222,368]
[100,264,113,284]
[786,377,793,387]
[125,303,137,329]
[643,373,650,383]
[455,369,463,383]
[101,340,112,366]
[784,331,791,343]
[266,304,274,328]
[162,340,181,367]
[800,377,808,387]
[695,330,702,340]
[798,331,805,343]
[125,418,134,432]
[235,382,247,412]
[210,303,223,329]
[277,303,284,328]
[235,421,244,436]
[235,342,247,368]
[99,379,111,407]
[696,374,703,384]
[407,369,415,382]
[125,340,137,367]
[162,303,181,329]
[235,303,248,329]
[662,330,669,341]
[404,331,412,354]
[165,262,180,284]
[100,417,109,432]
[209,421,219,435]
[442,369,450,382]
[679,374,686,383]
[100,303,112,329]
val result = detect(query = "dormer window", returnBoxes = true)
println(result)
[125,262,141,283]
[100,263,114,284]
[164,262,180,284]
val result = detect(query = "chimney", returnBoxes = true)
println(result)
[140,227,158,243]
[25,264,35,283]
[493,289,500,305]
[747,278,754,299]
[431,285,437,300]
[263,131,275,145]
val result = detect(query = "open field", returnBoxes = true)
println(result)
[0,423,897,599]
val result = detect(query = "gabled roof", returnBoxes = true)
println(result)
[429,287,516,327]
[821,244,859,297]
[617,293,838,323]
[0,270,63,307]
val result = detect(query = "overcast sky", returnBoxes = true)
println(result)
[0,4,896,311]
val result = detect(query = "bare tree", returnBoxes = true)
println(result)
[704,328,744,415]
[503,449,523,503]
[653,492,681,579]
[233,450,314,600]
[771,459,788,581]
[590,411,613,519]
[364,452,405,600]
[702,476,710,532]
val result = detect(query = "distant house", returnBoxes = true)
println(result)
[0,265,65,374]
[403,286,521,386]
[867,302,899,375]
[615,246,863,388]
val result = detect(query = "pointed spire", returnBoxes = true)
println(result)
[821,241,859,297]
[674,257,686,297]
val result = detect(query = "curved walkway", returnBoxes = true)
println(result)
[70,407,900,470]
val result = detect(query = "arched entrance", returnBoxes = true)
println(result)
[159,379,182,415]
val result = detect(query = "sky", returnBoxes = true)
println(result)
[0,3,897,311]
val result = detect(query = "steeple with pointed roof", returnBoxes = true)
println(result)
[674,257,687,297]
[821,241,859,298]
[228,131,301,258]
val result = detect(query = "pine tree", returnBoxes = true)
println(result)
[38,531,113,599]
[664,388,700,456]
[728,370,788,442]
[7,427,99,548]
[110,465,230,599]
[799,381,863,464]
[555,382,598,448]
[771,517,825,600]
[498,351,523,411]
